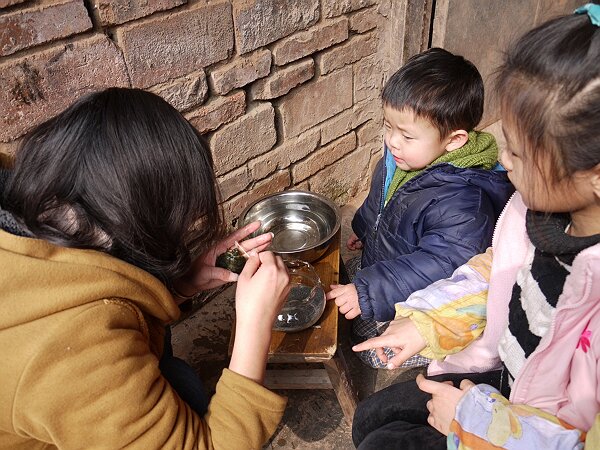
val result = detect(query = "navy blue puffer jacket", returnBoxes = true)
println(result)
[352,159,514,321]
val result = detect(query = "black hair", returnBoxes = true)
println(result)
[382,47,484,138]
[4,87,224,284]
[496,12,600,184]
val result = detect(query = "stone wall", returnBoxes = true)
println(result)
[0,0,399,225]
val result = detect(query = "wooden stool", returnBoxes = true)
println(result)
[230,231,358,425]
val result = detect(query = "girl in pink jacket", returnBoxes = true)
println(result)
[352,5,600,449]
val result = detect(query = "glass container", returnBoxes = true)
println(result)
[273,259,326,332]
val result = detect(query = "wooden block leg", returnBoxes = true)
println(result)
[323,350,358,426]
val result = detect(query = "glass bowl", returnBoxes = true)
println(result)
[273,259,326,333]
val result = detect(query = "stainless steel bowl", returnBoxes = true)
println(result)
[238,190,341,262]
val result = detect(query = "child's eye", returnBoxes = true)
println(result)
[403,135,413,140]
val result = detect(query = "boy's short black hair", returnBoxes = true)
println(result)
[382,48,484,138]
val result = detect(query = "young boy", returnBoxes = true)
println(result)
[326,48,514,368]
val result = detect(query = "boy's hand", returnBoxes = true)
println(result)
[346,233,363,251]
[351,317,426,369]
[326,283,361,319]
[416,374,474,436]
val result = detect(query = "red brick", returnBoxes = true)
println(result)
[116,1,233,88]
[322,0,376,18]
[278,66,353,139]
[0,0,92,57]
[0,0,27,10]
[210,102,276,176]
[210,49,271,96]
[250,58,314,100]
[248,130,319,180]
[349,6,379,33]
[223,170,291,225]
[233,0,319,54]
[354,54,382,103]
[272,18,348,66]
[318,32,378,75]
[95,0,186,26]
[0,35,129,142]
[217,165,252,201]
[149,71,208,113]
[306,147,371,205]
[292,132,356,183]
[186,91,246,135]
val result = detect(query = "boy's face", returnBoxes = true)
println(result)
[383,106,448,171]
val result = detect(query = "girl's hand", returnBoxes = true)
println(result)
[174,221,273,296]
[229,251,290,383]
[346,233,363,251]
[351,317,426,369]
[326,283,361,319]
[416,374,475,436]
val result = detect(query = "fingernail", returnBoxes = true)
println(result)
[249,249,258,257]
[387,363,394,370]
[269,232,274,239]
[229,273,239,282]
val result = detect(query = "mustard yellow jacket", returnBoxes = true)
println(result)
[0,229,286,449]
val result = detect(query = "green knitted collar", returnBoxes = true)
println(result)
[384,131,499,205]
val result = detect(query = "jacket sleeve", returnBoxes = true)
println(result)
[352,158,384,242]
[394,248,492,360]
[354,189,497,321]
[448,384,586,449]
[15,300,286,450]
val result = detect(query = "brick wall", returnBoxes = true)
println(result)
[0,0,398,226]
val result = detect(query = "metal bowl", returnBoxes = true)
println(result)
[238,190,341,262]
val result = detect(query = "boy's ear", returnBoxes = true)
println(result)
[444,130,469,152]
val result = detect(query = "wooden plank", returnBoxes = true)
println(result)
[228,231,340,361]
[264,369,333,390]
[267,230,340,362]
[324,351,359,426]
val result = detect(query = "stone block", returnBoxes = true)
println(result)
[320,108,353,145]
[116,1,233,88]
[149,71,208,113]
[248,130,319,180]
[292,132,356,183]
[210,49,271,96]
[354,54,383,103]
[278,66,352,139]
[349,6,378,33]
[322,0,376,18]
[233,0,319,54]
[272,17,348,66]
[318,32,377,75]
[210,102,276,176]
[357,119,381,147]
[306,147,371,205]
[217,165,252,201]
[0,0,92,57]
[250,58,314,100]
[223,170,291,225]
[95,0,186,26]
[353,98,382,129]
[0,0,27,8]
[0,35,129,142]
[186,90,246,135]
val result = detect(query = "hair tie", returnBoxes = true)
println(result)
[574,3,600,26]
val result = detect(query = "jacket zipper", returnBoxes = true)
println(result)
[373,158,387,232]
[491,192,516,248]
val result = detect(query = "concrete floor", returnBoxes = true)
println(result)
[171,192,425,449]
